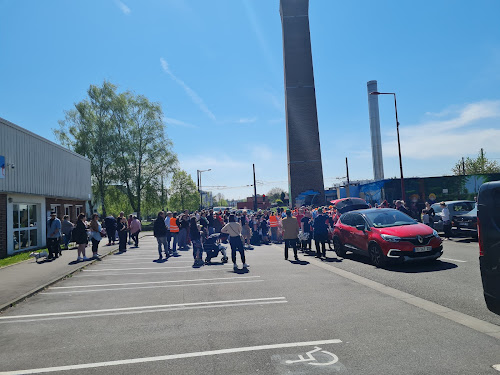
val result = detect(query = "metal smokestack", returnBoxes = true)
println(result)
[367,80,384,181]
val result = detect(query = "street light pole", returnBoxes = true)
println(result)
[370,91,405,201]
[197,169,211,211]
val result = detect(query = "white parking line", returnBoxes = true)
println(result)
[51,276,260,289]
[0,297,286,320]
[105,258,194,261]
[0,300,288,324]
[74,268,230,277]
[0,338,341,374]
[43,279,264,294]
[83,266,205,272]
[441,257,467,263]
[97,260,197,265]
[494,364,500,371]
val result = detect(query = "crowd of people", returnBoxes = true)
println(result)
[45,198,450,265]
[149,206,344,268]
[45,211,142,262]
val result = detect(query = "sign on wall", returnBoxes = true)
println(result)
[0,155,5,178]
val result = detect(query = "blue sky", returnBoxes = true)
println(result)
[1,0,500,200]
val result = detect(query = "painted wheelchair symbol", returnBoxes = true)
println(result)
[285,346,339,366]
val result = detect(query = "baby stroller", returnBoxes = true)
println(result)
[204,233,229,264]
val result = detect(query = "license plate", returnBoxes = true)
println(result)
[414,246,432,253]
[459,222,469,227]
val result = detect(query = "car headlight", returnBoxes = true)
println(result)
[381,234,401,242]
[432,230,439,237]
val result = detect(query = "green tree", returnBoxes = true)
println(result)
[114,93,177,218]
[169,170,200,211]
[453,148,500,175]
[55,81,118,216]
[267,187,285,203]
[55,80,178,218]
[104,185,134,217]
[213,193,228,207]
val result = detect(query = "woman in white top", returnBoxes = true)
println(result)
[221,214,248,271]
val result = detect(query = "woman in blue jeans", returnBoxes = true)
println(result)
[221,214,248,271]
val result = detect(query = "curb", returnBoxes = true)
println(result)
[0,232,152,314]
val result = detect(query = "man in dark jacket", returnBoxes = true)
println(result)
[153,211,168,260]
[104,215,117,246]
[313,208,330,259]
[396,200,411,216]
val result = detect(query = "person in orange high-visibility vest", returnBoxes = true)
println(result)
[269,214,279,243]
[169,213,180,255]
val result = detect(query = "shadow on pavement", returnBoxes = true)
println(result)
[113,251,128,255]
[204,261,225,266]
[289,260,310,265]
[453,237,478,244]
[322,257,342,263]
[340,253,458,273]
[233,268,250,274]
[153,259,168,263]
[36,258,55,264]
[387,260,458,273]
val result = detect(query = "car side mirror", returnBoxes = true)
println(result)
[356,224,365,231]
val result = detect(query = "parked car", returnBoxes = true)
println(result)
[431,200,475,231]
[333,208,443,267]
[331,198,370,226]
[452,207,478,238]
[331,198,370,214]
[477,182,500,314]
[212,206,231,213]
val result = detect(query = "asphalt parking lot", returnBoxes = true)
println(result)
[0,235,499,374]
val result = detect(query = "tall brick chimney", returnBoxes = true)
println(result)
[280,0,325,207]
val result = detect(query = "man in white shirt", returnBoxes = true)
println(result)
[440,202,452,240]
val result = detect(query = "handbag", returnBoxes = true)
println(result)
[227,223,244,244]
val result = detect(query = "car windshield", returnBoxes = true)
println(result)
[364,210,418,228]
[466,207,477,215]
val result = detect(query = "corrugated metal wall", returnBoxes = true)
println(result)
[0,117,91,200]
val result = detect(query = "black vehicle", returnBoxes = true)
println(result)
[332,198,370,214]
[477,181,500,314]
[453,207,478,238]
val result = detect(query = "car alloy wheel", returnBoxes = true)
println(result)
[369,244,386,268]
[333,237,346,257]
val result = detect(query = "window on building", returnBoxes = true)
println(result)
[65,205,72,217]
[12,204,38,251]
[76,206,82,217]
[50,204,60,217]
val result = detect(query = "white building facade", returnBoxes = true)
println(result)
[0,117,91,258]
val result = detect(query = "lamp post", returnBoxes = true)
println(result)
[369,91,405,201]
[197,169,211,210]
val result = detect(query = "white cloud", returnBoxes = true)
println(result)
[250,144,274,161]
[164,117,199,129]
[115,0,131,15]
[238,117,257,124]
[383,100,500,160]
[179,154,248,171]
[160,57,216,121]
[268,118,284,125]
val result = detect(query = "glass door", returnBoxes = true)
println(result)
[12,204,38,251]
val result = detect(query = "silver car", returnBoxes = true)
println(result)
[431,200,475,231]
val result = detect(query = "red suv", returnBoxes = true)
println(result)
[333,208,443,267]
